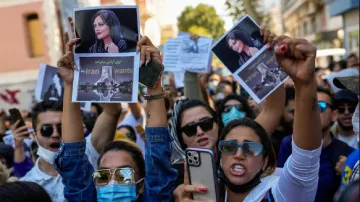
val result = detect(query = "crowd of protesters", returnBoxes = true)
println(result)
[0,16,359,202]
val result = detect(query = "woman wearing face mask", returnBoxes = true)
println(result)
[176,36,322,202]
[55,17,177,201]
[217,94,255,128]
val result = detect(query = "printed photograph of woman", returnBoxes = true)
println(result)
[74,7,139,53]
[212,15,265,73]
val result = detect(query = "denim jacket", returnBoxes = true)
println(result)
[54,127,177,202]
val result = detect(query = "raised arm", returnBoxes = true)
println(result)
[91,104,121,153]
[272,36,322,202]
[138,36,177,201]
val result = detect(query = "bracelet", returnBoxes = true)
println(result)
[144,90,164,101]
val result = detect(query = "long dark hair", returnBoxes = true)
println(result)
[226,29,255,49]
[0,181,51,202]
[98,140,145,179]
[217,94,255,132]
[176,99,218,150]
[91,10,124,44]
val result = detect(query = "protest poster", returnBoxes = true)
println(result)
[73,6,140,103]
[72,55,138,102]
[35,64,91,111]
[163,34,213,73]
[212,15,288,103]
[234,48,288,103]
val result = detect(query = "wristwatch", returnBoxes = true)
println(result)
[144,90,164,101]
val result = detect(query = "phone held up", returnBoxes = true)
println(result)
[185,148,219,202]
[9,108,26,129]
[139,60,164,88]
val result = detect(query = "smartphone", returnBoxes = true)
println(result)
[9,108,26,129]
[186,148,219,201]
[139,60,164,88]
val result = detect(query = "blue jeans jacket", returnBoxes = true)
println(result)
[54,127,177,202]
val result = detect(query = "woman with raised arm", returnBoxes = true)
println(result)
[175,36,322,202]
[54,17,176,201]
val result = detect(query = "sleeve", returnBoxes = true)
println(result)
[54,141,97,202]
[143,127,178,202]
[272,139,322,202]
[85,134,100,171]
[12,157,33,178]
[277,136,292,168]
[184,72,204,101]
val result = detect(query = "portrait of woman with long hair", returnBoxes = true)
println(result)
[89,9,127,53]
[44,72,64,101]
[226,29,263,67]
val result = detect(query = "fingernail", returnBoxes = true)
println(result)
[145,61,148,66]
[136,47,139,52]
[140,60,144,66]
[199,188,207,192]
[280,44,287,52]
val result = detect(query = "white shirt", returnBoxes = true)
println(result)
[337,134,359,149]
[21,134,99,202]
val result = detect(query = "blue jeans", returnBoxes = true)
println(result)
[54,127,177,202]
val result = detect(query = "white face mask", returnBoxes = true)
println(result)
[352,103,359,142]
[208,81,219,91]
[35,136,57,165]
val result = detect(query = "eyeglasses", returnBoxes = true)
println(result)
[318,101,332,113]
[223,104,244,113]
[37,123,62,137]
[218,140,263,156]
[338,106,356,114]
[92,167,135,186]
[180,118,216,137]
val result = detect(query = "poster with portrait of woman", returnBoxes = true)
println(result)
[211,15,265,74]
[72,55,137,103]
[35,64,91,110]
[234,48,289,103]
[74,6,139,54]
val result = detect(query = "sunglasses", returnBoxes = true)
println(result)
[223,104,244,113]
[37,123,62,137]
[318,101,332,113]
[338,106,356,114]
[180,118,216,137]
[218,140,263,156]
[92,167,135,186]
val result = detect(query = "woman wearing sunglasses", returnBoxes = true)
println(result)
[54,17,176,202]
[217,94,255,129]
[177,37,323,202]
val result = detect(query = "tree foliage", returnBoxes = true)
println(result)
[225,0,266,25]
[177,3,225,39]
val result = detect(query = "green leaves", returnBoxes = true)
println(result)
[177,3,225,39]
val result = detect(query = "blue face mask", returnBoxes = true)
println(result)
[221,107,246,126]
[97,179,142,202]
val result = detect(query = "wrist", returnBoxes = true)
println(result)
[147,87,163,95]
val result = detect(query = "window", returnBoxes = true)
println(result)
[26,13,44,57]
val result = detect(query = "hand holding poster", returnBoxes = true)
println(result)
[163,34,213,73]
[72,6,140,103]
[212,15,288,103]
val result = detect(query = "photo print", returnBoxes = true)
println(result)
[235,48,288,103]
[74,6,139,54]
[73,55,138,103]
[212,15,265,73]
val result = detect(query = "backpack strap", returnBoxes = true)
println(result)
[261,188,275,202]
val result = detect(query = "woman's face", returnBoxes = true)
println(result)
[223,99,243,113]
[180,106,219,150]
[99,150,140,182]
[93,16,110,40]
[221,126,268,185]
[228,39,245,53]
[53,75,60,84]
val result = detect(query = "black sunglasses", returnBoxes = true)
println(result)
[37,123,62,137]
[180,118,216,137]
[223,104,244,113]
[338,106,356,114]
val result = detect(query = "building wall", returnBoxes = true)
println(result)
[0,0,50,73]
[344,8,359,55]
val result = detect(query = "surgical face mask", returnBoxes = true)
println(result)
[221,107,246,126]
[97,179,143,202]
[208,81,219,91]
[352,103,359,142]
[36,139,57,165]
